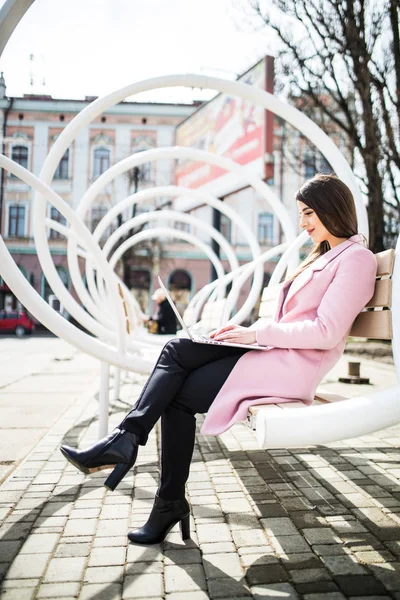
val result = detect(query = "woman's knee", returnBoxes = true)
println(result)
[159,337,191,365]
[163,337,192,354]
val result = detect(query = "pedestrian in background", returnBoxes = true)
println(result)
[143,288,177,335]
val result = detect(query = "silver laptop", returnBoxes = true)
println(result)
[158,276,270,351]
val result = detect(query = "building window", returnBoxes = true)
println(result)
[49,207,67,239]
[8,205,26,237]
[10,145,28,177]
[140,161,152,183]
[258,212,274,245]
[220,214,231,242]
[169,269,191,291]
[93,147,110,178]
[54,150,69,180]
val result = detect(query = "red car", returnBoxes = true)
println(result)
[0,310,35,337]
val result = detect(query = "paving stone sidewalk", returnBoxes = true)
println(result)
[1,338,400,599]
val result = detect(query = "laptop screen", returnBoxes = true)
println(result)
[157,276,194,341]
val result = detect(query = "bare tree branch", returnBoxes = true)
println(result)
[245,0,400,250]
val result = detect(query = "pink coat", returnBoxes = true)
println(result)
[201,235,377,435]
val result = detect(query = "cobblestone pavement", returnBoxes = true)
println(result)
[1,337,400,599]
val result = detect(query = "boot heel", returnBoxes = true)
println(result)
[179,514,190,540]
[104,463,131,491]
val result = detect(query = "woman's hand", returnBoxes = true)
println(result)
[210,323,257,345]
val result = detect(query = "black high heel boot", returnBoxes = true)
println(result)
[128,494,190,544]
[60,428,140,491]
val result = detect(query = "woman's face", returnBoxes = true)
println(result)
[297,200,343,247]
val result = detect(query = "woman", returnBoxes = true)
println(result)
[144,287,177,335]
[60,174,377,545]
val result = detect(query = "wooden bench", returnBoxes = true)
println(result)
[118,283,133,335]
[247,248,397,441]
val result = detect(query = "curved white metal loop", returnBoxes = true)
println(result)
[78,148,294,243]
[41,225,117,327]
[256,385,400,449]
[189,243,289,325]
[43,217,116,330]
[35,203,121,339]
[34,74,368,342]
[269,232,310,286]
[223,242,290,323]
[35,73,367,345]
[0,156,129,352]
[109,227,225,281]
[95,209,239,302]
[103,211,237,269]
[74,177,265,322]
[71,151,270,320]
[0,233,153,372]
[88,223,228,319]
[0,0,35,58]
[38,74,367,237]
[2,9,397,449]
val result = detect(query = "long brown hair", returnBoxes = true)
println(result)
[287,174,359,281]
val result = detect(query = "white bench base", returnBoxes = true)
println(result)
[247,390,347,431]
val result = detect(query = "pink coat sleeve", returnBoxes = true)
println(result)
[255,250,377,350]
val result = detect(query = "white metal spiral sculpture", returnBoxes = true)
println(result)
[1,0,399,446]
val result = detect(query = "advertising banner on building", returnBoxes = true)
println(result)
[175,57,273,190]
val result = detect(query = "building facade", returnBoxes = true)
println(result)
[0,73,196,317]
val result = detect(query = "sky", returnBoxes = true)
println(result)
[0,0,272,104]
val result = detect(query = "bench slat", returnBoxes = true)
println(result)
[376,248,395,277]
[248,398,333,416]
[314,392,347,403]
[118,283,131,334]
[350,309,392,340]
[249,401,310,415]
[276,401,307,409]
[259,278,392,318]
[248,404,284,415]
[365,278,392,309]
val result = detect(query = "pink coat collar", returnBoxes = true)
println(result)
[277,234,366,316]
[308,234,365,272]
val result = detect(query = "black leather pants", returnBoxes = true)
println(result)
[119,338,248,499]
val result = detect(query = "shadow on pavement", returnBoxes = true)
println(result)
[1,404,400,598]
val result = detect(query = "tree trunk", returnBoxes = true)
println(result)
[365,163,385,252]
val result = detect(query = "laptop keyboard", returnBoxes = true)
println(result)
[197,335,224,345]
